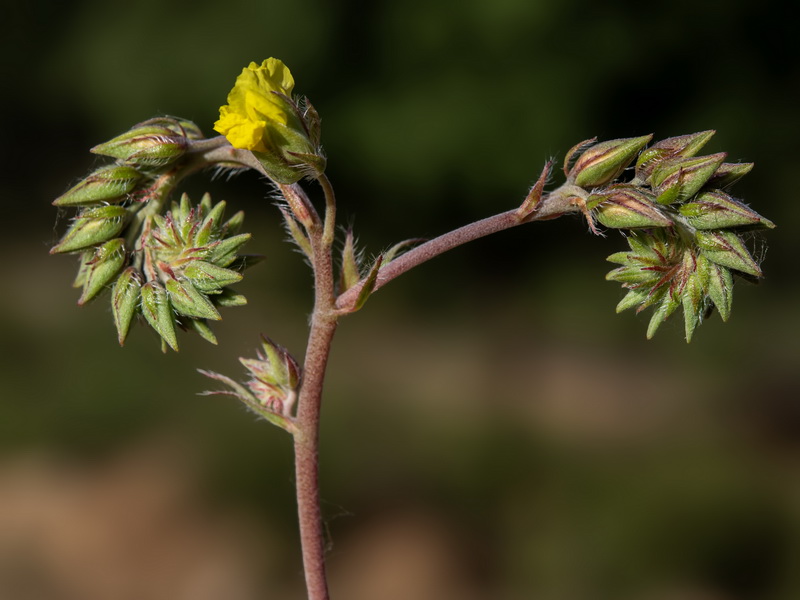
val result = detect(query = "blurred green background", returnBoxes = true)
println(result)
[2,0,799,598]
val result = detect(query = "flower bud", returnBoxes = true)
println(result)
[568,134,652,188]
[650,153,726,204]
[183,260,243,292]
[78,238,127,304]
[165,277,221,321]
[238,336,302,413]
[679,190,774,230]
[53,165,142,207]
[587,186,673,229]
[635,130,715,180]
[695,230,761,277]
[698,254,733,321]
[141,281,178,351]
[112,267,142,345]
[91,124,187,167]
[50,205,128,254]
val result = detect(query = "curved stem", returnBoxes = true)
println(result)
[336,187,579,312]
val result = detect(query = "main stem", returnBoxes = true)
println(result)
[290,178,338,600]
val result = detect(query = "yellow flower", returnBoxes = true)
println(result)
[214,58,298,152]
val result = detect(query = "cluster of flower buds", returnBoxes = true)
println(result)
[116,193,254,351]
[51,116,256,350]
[199,337,301,432]
[563,131,774,341]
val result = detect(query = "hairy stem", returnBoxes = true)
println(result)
[294,178,339,600]
[336,187,579,311]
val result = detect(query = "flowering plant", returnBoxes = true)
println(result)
[49,58,774,600]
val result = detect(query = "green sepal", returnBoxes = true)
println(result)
[195,200,227,246]
[208,233,252,267]
[352,255,383,313]
[679,190,774,230]
[72,251,93,288]
[695,230,761,277]
[183,261,243,292]
[680,253,706,343]
[78,239,127,304]
[704,162,753,189]
[605,264,661,286]
[213,288,248,307]
[112,267,142,345]
[251,149,304,184]
[223,210,246,236]
[50,205,128,254]
[616,288,649,313]
[186,319,218,345]
[53,165,142,207]
[646,291,680,339]
[339,229,361,293]
[302,98,323,148]
[141,281,179,351]
[165,277,221,321]
[699,254,733,321]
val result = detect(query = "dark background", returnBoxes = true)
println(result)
[1,1,798,598]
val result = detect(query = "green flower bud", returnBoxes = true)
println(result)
[141,281,178,351]
[568,135,652,188]
[165,277,222,321]
[238,336,302,414]
[650,153,726,204]
[695,230,761,277]
[588,186,673,229]
[50,205,128,254]
[647,289,680,340]
[78,238,127,305]
[208,233,252,267]
[679,190,775,230]
[112,267,142,345]
[187,319,218,345]
[183,261,243,292]
[91,124,187,168]
[53,165,142,207]
[635,130,715,180]
[680,252,707,343]
[699,254,733,321]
